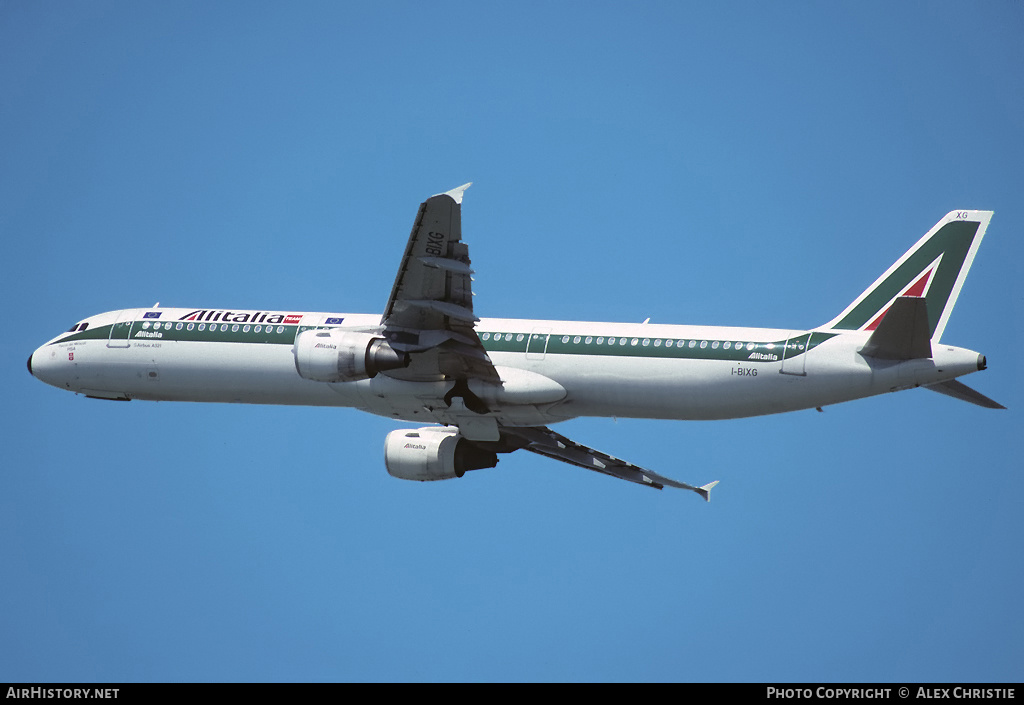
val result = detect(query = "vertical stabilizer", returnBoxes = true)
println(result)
[821,210,992,342]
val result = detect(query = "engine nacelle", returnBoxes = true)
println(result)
[385,427,499,481]
[294,329,407,382]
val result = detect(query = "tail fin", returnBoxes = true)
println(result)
[821,210,992,342]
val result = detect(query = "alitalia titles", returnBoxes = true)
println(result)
[748,351,779,361]
[178,310,302,325]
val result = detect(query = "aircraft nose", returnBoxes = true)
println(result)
[27,345,68,390]
[27,346,50,382]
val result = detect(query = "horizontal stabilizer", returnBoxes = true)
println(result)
[860,296,932,360]
[925,379,1006,409]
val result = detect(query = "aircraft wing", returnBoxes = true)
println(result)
[380,183,498,383]
[506,426,720,500]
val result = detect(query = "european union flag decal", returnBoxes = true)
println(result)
[143,312,162,319]
[325,317,344,325]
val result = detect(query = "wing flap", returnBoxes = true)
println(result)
[419,256,474,275]
[402,299,479,323]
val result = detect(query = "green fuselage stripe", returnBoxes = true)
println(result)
[57,322,834,363]
[482,330,833,362]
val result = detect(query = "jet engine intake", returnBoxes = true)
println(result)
[385,427,499,481]
[294,329,407,383]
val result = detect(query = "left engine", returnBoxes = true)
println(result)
[293,329,407,382]
[384,427,499,481]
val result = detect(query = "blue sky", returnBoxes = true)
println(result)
[3,2,1022,682]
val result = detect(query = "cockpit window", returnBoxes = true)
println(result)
[66,322,88,333]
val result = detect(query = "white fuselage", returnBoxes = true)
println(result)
[29,307,985,428]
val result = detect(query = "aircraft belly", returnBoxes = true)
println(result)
[72,340,354,406]
[93,337,919,417]
[508,350,880,421]
[344,375,567,427]
[505,355,774,420]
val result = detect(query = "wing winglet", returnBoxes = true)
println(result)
[696,480,720,502]
[440,182,472,204]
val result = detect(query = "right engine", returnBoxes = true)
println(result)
[384,427,499,481]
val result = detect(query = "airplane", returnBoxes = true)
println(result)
[27,184,1004,500]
